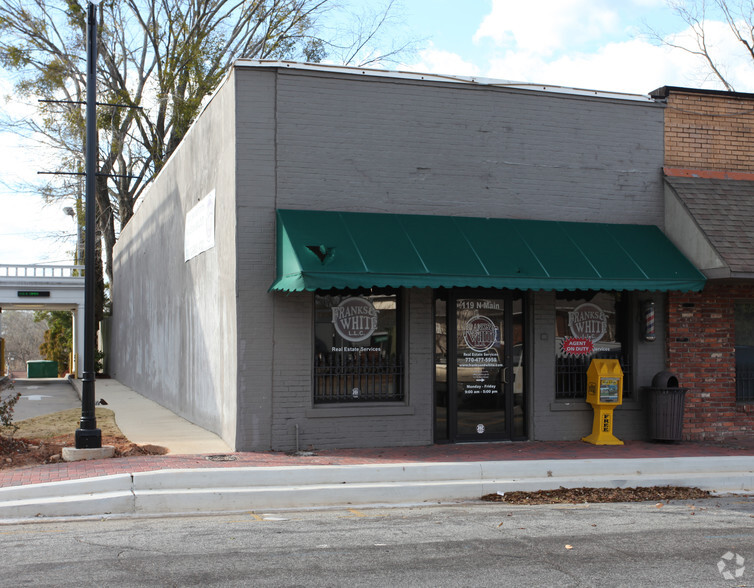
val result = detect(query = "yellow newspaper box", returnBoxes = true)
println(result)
[582,359,624,445]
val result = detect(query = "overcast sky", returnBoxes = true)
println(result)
[2,0,752,267]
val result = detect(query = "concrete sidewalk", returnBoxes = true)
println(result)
[0,376,751,520]
[68,377,232,454]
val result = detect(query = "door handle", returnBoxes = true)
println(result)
[502,366,509,384]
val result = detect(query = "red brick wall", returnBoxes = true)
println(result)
[668,284,754,441]
[665,91,754,173]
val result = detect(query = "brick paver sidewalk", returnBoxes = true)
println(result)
[2,440,754,489]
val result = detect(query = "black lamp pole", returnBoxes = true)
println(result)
[75,0,102,449]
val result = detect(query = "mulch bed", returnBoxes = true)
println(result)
[0,434,167,470]
[482,485,711,504]
[0,435,66,468]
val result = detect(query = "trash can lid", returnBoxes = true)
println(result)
[652,370,679,388]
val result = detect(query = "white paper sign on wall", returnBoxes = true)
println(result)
[184,190,216,262]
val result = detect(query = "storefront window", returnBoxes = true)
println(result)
[314,290,403,403]
[555,291,631,399]
[734,302,754,402]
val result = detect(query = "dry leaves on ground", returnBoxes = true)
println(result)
[0,407,167,470]
[482,486,711,504]
[0,434,168,469]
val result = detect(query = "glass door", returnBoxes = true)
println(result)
[435,291,526,442]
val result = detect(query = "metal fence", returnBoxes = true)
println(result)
[0,264,84,278]
[736,362,754,402]
[314,353,404,403]
[556,352,632,400]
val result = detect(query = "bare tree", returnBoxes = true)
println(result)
[0,0,417,287]
[656,0,754,91]
[323,0,419,67]
[1,311,49,374]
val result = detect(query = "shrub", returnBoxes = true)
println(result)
[0,381,21,435]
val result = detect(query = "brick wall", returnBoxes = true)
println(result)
[664,90,754,172]
[662,87,754,441]
[274,69,665,224]
[667,284,754,441]
[258,66,665,448]
[268,288,433,451]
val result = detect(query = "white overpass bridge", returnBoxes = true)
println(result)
[0,264,85,377]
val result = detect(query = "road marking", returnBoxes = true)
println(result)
[339,509,388,519]
[339,509,368,518]
[21,395,54,401]
[0,529,65,535]
[227,513,291,522]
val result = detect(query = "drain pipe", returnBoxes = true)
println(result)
[295,424,300,453]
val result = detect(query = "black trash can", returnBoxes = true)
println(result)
[647,371,687,441]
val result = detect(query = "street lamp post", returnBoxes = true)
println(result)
[75,0,102,449]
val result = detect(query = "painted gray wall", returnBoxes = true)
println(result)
[111,72,239,447]
[233,66,667,449]
[270,68,664,222]
[232,70,278,450]
[112,63,669,451]
[530,291,667,441]
[267,288,433,451]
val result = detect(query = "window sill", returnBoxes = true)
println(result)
[550,401,591,412]
[306,404,415,418]
[550,400,642,412]
[735,402,754,413]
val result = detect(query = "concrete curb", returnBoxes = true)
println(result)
[66,374,80,399]
[0,456,752,520]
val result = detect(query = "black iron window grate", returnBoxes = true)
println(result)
[556,352,632,400]
[736,363,754,402]
[314,353,404,403]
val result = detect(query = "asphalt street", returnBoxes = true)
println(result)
[7,378,80,421]
[1,498,752,586]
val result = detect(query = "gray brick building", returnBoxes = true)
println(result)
[110,61,704,451]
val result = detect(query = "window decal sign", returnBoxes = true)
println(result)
[563,302,608,356]
[332,297,378,342]
[463,315,497,352]
[561,337,594,356]
[568,302,607,341]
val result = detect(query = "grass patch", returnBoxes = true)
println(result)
[2,407,125,440]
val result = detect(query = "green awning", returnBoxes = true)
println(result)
[270,209,706,293]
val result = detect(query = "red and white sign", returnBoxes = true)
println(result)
[561,337,594,356]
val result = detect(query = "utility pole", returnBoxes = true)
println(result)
[62,205,82,265]
[75,0,102,449]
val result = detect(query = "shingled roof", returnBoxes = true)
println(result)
[664,174,754,277]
